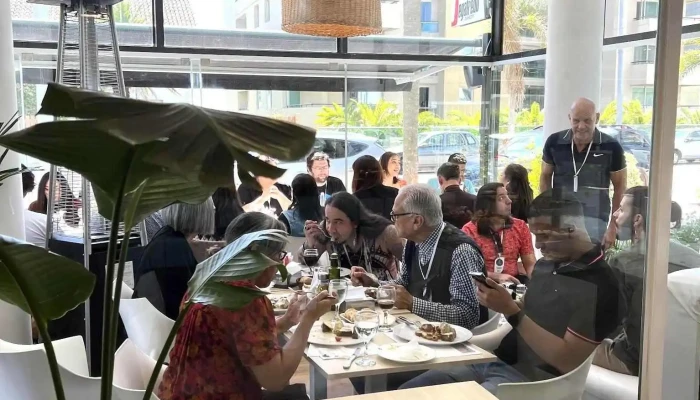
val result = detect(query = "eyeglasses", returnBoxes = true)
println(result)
[389,212,418,222]
[277,250,289,261]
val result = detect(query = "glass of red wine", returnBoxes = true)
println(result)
[377,286,396,332]
[303,248,319,267]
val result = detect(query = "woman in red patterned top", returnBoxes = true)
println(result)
[462,182,536,284]
[158,212,337,400]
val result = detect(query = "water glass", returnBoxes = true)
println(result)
[329,279,348,319]
[354,310,379,367]
[376,286,396,332]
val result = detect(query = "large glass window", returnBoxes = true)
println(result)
[503,0,548,54]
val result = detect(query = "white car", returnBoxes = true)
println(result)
[275,131,387,187]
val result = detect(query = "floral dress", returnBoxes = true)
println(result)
[158,281,280,400]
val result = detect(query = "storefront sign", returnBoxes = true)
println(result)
[452,0,491,27]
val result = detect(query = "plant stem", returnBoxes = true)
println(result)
[143,302,192,400]
[37,321,67,400]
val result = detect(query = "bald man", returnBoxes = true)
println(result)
[539,98,627,249]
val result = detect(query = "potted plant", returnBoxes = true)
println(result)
[0,83,316,400]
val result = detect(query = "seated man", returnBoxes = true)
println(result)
[437,162,476,229]
[427,153,477,194]
[593,186,700,376]
[400,188,622,394]
[351,184,486,329]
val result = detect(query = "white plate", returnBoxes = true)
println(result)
[306,324,363,346]
[392,323,473,346]
[377,343,436,363]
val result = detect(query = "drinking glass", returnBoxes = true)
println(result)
[329,279,348,320]
[354,310,380,367]
[303,248,319,269]
[376,286,396,332]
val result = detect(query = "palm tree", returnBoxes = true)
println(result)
[402,0,422,183]
[315,99,400,127]
[680,38,700,79]
[502,0,547,128]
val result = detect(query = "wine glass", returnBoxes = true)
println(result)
[376,286,396,332]
[329,279,348,320]
[303,248,319,270]
[354,310,380,367]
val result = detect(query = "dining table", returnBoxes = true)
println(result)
[332,382,498,400]
[271,287,497,400]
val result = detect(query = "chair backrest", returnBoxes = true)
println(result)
[119,298,175,360]
[497,353,595,400]
[114,280,134,300]
[0,335,89,376]
[114,339,166,391]
[471,310,501,336]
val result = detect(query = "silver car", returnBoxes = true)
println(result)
[276,131,387,187]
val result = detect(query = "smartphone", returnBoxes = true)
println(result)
[469,272,490,286]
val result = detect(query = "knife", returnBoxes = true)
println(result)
[343,347,363,369]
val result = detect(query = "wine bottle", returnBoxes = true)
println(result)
[329,252,341,280]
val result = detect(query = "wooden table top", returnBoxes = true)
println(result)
[285,308,497,380]
[333,382,498,400]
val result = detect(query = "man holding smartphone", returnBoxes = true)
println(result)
[400,188,622,395]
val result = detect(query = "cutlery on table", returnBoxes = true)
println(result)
[343,347,363,369]
[397,316,422,329]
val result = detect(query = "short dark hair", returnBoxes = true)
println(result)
[447,153,467,165]
[306,152,330,171]
[624,186,680,229]
[528,188,585,228]
[21,165,35,197]
[437,163,460,181]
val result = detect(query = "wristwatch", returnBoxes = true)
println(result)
[507,309,525,329]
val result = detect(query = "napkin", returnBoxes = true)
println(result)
[307,345,355,358]
[285,262,303,277]
[345,286,369,301]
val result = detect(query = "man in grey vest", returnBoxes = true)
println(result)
[351,184,486,329]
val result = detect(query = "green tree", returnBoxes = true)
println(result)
[680,38,700,78]
[599,101,618,125]
[676,108,700,125]
[417,111,447,131]
[446,110,481,126]
[112,2,146,24]
[622,100,653,124]
[314,99,400,128]
[515,102,544,127]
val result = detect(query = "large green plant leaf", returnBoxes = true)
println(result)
[189,282,269,310]
[188,230,289,307]
[0,235,95,321]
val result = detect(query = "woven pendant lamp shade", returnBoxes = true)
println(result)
[282,0,382,38]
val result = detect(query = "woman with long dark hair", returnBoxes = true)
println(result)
[299,192,404,280]
[502,163,533,221]
[29,171,81,227]
[380,152,406,190]
[211,186,245,241]
[462,182,536,283]
[352,155,398,220]
[280,174,324,237]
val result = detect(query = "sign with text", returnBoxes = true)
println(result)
[452,0,491,27]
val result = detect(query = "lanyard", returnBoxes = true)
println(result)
[570,132,593,193]
[419,223,446,298]
[491,230,504,257]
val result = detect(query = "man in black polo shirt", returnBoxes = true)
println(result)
[400,189,621,394]
[540,98,627,249]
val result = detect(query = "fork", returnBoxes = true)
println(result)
[397,316,422,329]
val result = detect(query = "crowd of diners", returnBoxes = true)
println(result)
[18,97,699,399]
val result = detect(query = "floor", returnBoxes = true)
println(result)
[289,358,355,398]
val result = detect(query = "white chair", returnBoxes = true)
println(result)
[119,298,175,360]
[114,280,134,300]
[497,354,595,400]
[470,321,512,352]
[0,335,89,376]
[0,338,157,399]
[472,310,502,336]
[114,339,166,391]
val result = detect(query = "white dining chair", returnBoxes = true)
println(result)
[472,310,502,336]
[119,298,175,360]
[114,339,166,391]
[114,280,134,300]
[469,321,512,352]
[0,335,89,376]
[496,354,595,400]
[0,341,158,399]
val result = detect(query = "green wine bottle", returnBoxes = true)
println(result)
[329,252,340,280]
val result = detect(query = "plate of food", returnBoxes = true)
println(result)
[393,322,472,346]
[377,342,436,364]
[338,308,395,326]
[268,293,292,315]
[308,315,363,346]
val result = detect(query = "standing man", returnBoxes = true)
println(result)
[306,152,346,204]
[539,98,627,248]
[437,162,476,228]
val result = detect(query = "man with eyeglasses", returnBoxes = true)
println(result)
[306,152,346,204]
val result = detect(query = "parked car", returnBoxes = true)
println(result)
[275,131,386,187]
[674,128,700,164]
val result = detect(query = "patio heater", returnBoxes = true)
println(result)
[28,0,147,375]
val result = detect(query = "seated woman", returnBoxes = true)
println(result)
[299,192,404,281]
[380,152,407,190]
[212,186,245,240]
[30,171,81,227]
[280,174,324,237]
[352,155,398,220]
[501,163,533,221]
[133,200,216,320]
[462,182,536,284]
[238,156,292,216]
[158,212,337,400]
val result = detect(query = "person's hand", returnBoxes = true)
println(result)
[282,293,305,326]
[350,266,378,287]
[493,273,521,285]
[388,284,413,310]
[475,277,520,317]
[304,220,323,247]
[603,224,617,251]
[304,291,338,321]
